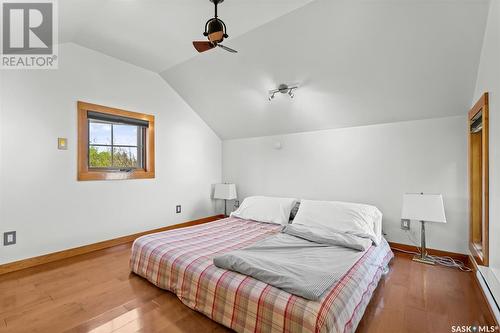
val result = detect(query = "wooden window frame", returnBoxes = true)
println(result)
[78,101,155,181]
[468,93,489,266]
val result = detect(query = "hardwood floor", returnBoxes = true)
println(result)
[357,252,495,333]
[0,245,495,333]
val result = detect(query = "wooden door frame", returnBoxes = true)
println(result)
[468,92,489,266]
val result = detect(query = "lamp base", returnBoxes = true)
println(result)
[412,255,435,265]
[412,220,435,265]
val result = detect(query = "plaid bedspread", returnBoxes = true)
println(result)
[130,217,393,333]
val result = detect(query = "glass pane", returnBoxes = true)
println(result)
[113,124,139,146]
[89,146,112,168]
[89,121,111,145]
[113,147,139,168]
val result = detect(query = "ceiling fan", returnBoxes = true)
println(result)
[193,0,238,54]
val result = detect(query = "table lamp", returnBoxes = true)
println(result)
[401,193,447,265]
[214,183,237,217]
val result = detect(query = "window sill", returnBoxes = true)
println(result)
[78,169,155,181]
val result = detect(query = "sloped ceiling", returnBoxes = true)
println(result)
[61,0,490,139]
[60,0,314,72]
[161,0,490,139]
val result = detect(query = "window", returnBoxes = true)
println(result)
[88,112,146,170]
[78,101,155,181]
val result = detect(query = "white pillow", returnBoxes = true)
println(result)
[292,200,382,245]
[230,196,299,225]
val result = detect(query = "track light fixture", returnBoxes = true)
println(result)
[268,83,298,101]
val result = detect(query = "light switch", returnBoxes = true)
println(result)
[58,138,68,150]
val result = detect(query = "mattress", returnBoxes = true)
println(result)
[130,217,393,333]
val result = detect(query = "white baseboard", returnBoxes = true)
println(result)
[478,266,500,324]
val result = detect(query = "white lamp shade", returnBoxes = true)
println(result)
[401,193,446,223]
[214,183,237,200]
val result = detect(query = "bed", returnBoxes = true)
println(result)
[130,217,393,333]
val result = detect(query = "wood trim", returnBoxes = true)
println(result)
[388,241,469,264]
[468,93,489,266]
[77,101,155,181]
[0,215,224,275]
[469,93,488,119]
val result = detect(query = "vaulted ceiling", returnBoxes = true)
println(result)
[61,0,490,139]
[60,0,314,72]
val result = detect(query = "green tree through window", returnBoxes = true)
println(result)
[89,146,111,167]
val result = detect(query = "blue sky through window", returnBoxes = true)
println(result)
[89,122,110,144]
[113,125,137,146]
[89,122,137,146]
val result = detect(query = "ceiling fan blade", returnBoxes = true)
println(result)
[218,44,238,53]
[193,41,215,53]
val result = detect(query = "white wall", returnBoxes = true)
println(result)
[223,116,468,253]
[473,0,500,302]
[0,43,222,264]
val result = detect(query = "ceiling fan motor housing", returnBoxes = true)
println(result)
[205,19,227,43]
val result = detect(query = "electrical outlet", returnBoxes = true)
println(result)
[4,231,16,246]
[234,200,240,208]
[401,219,411,230]
[176,205,181,214]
